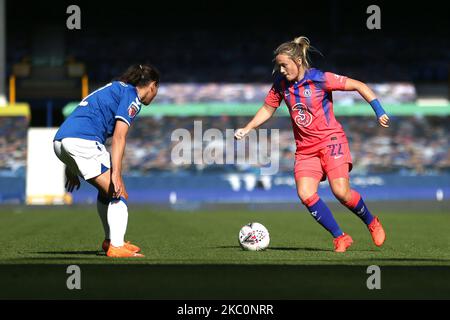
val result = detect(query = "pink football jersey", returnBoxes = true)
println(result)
[265,68,349,154]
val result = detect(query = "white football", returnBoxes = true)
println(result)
[238,222,270,251]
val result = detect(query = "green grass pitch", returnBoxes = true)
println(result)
[0,202,449,299]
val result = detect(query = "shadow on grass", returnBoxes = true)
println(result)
[213,245,243,250]
[213,245,379,253]
[34,251,104,256]
[348,257,450,263]
[214,245,332,252]
[12,256,104,261]
[2,263,450,299]
[269,246,330,252]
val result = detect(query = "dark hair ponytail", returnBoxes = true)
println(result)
[118,63,160,87]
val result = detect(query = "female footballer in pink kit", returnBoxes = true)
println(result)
[235,36,389,252]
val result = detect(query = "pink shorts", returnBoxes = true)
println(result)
[294,142,353,182]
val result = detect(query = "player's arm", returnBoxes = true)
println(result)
[344,78,390,128]
[235,81,282,140]
[110,120,129,199]
[234,104,277,139]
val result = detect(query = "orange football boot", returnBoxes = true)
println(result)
[333,233,354,253]
[106,245,144,258]
[368,216,386,247]
[102,239,141,253]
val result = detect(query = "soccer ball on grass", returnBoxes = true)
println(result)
[238,222,270,251]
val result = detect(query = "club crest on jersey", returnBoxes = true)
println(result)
[334,74,344,83]
[292,103,313,128]
[128,102,140,118]
[303,89,311,97]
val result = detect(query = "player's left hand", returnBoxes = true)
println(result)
[378,114,390,128]
[121,186,129,201]
[65,167,80,193]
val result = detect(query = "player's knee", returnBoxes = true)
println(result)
[297,189,310,203]
[333,188,351,203]
[298,189,318,206]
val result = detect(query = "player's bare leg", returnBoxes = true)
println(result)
[296,177,352,252]
[88,170,143,257]
[296,177,320,203]
[329,175,386,247]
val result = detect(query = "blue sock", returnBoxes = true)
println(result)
[343,190,374,225]
[352,197,374,225]
[304,194,344,238]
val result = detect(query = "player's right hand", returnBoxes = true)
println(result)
[234,127,251,140]
[65,167,80,193]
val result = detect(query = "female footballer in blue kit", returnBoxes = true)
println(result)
[53,64,159,258]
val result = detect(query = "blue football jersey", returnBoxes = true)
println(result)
[54,81,142,144]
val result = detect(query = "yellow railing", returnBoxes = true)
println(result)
[9,74,16,104]
[81,74,89,99]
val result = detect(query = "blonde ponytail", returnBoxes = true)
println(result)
[274,36,320,70]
